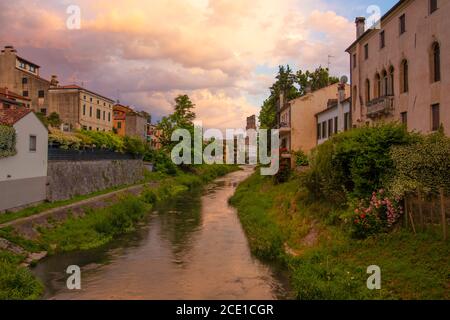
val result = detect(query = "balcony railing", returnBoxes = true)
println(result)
[366,95,394,118]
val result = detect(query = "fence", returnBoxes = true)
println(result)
[403,189,449,240]
[48,147,142,161]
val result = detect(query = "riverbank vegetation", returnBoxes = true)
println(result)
[0,163,238,299]
[230,124,449,299]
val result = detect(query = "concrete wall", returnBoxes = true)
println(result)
[47,159,144,201]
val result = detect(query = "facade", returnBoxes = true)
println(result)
[315,85,351,145]
[0,46,53,114]
[346,0,449,134]
[0,87,31,109]
[0,109,48,211]
[148,124,162,150]
[113,104,149,140]
[277,83,350,165]
[48,85,114,132]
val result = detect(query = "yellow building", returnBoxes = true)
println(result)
[48,85,114,132]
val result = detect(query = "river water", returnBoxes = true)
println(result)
[32,166,291,300]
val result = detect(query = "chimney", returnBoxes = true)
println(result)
[50,75,59,87]
[355,17,366,38]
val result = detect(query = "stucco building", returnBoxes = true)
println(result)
[0,87,31,110]
[0,109,48,212]
[0,46,53,114]
[48,85,114,132]
[113,104,149,140]
[346,0,449,134]
[277,83,350,166]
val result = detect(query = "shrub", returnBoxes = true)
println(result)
[123,135,146,156]
[293,149,309,167]
[0,125,16,158]
[48,128,83,150]
[145,149,178,175]
[388,129,450,197]
[351,189,403,238]
[303,124,414,203]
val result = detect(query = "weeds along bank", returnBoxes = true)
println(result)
[230,125,450,300]
[0,164,238,300]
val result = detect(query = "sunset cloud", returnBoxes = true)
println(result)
[0,0,359,130]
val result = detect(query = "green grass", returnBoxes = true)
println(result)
[230,172,450,300]
[0,250,43,300]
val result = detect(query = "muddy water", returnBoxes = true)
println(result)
[32,166,291,300]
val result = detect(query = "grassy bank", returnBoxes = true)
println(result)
[230,172,450,300]
[0,164,238,299]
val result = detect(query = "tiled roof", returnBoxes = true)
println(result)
[0,108,31,126]
[0,87,31,101]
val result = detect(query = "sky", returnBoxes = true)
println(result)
[0,0,398,129]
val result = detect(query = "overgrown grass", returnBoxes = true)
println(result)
[0,250,43,300]
[230,172,450,300]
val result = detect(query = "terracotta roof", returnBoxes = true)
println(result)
[0,108,31,126]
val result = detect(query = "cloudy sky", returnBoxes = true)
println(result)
[0,0,397,129]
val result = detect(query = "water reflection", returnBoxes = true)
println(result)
[32,166,291,300]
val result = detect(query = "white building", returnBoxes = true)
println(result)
[316,84,351,145]
[0,109,48,211]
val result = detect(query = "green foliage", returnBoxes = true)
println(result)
[123,135,147,156]
[0,251,43,300]
[296,66,339,96]
[388,129,450,197]
[293,149,309,167]
[0,124,17,158]
[47,112,62,128]
[144,148,178,175]
[303,124,414,203]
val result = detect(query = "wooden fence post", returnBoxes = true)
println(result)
[440,188,447,241]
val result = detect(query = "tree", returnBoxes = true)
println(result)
[47,112,62,128]
[296,66,339,96]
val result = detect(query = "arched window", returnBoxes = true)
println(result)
[382,70,388,96]
[432,42,441,82]
[374,73,381,98]
[365,79,371,103]
[388,66,395,95]
[401,60,409,93]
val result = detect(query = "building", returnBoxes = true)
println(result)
[316,83,352,145]
[346,0,449,134]
[147,124,162,150]
[0,109,48,212]
[277,83,350,165]
[113,104,149,140]
[0,46,53,114]
[48,85,114,132]
[0,87,31,109]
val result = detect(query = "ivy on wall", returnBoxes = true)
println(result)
[0,124,17,158]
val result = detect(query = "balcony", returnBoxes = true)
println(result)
[366,96,394,119]
[276,122,291,133]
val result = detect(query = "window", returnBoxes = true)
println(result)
[353,54,357,69]
[334,117,338,134]
[322,121,327,138]
[89,106,92,117]
[96,109,101,119]
[90,97,93,102]
[97,100,100,105]
[328,119,333,137]
[364,44,369,60]
[380,31,385,49]
[22,77,28,85]
[38,90,45,98]
[382,70,388,96]
[29,65,36,73]
[22,90,28,97]
[365,79,371,103]
[317,123,321,140]
[84,95,86,100]
[431,104,440,131]
[89,126,92,131]
[29,135,37,152]
[82,126,87,130]
[40,108,47,115]
[430,0,438,14]
[344,112,350,131]
[83,104,86,116]
[399,14,406,35]
[103,111,106,120]
[401,60,409,93]
[118,121,122,129]
[108,112,111,122]
[375,73,381,98]
[388,66,395,95]
[432,42,441,82]
[401,112,408,126]
[19,61,26,69]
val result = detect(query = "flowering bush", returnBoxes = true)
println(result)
[352,189,403,238]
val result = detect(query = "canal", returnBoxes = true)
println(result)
[32,166,291,299]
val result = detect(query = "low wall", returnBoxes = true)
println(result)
[47,159,144,201]
[0,176,47,212]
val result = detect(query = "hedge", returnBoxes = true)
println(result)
[0,125,17,158]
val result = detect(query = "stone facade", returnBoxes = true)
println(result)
[47,159,144,201]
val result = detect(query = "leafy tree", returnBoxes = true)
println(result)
[296,66,339,96]
[47,112,62,128]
